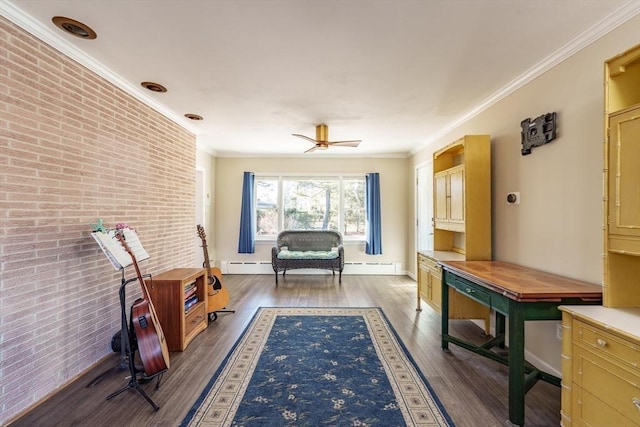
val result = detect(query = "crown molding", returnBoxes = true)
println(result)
[410,1,640,156]
[2,0,637,157]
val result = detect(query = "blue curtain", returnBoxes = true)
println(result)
[365,172,382,255]
[238,171,255,253]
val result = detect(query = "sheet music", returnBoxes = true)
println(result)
[122,227,150,261]
[92,227,150,270]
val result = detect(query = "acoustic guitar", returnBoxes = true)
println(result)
[115,231,170,377]
[196,225,230,313]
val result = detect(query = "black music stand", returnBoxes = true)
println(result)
[89,228,162,410]
[105,273,160,411]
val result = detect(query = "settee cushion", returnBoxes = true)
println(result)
[277,249,339,260]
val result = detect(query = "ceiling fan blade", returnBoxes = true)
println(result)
[292,133,319,144]
[304,145,319,153]
[329,140,361,147]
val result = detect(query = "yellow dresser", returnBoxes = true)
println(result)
[559,306,640,427]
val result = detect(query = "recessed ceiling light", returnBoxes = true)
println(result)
[184,114,203,121]
[51,16,96,39]
[141,81,167,93]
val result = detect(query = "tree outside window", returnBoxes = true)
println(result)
[256,179,278,236]
[343,179,365,237]
[254,176,365,239]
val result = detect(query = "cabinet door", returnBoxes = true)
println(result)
[448,167,465,223]
[418,259,430,302]
[434,165,465,226]
[434,172,448,223]
[429,265,442,311]
[572,344,640,426]
[608,106,640,254]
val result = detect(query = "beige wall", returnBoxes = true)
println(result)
[409,16,640,373]
[212,157,410,269]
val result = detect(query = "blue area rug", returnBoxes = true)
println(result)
[181,307,454,426]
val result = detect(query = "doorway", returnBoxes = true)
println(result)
[416,162,433,252]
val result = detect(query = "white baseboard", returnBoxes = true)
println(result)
[220,261,404,275]
[222,261,272,274]
[343,262,400,275]
[524,349,561,378]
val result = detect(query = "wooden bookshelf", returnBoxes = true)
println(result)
[145,268,208,351]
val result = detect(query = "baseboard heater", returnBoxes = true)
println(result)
[221,261,403,275]
[222,261,273,275]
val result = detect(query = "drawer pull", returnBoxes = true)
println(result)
[633,398,640,411]
[596,338,607,347]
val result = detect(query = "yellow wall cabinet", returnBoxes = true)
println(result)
[560,43,640,427]
[604,43,640,308]
[608,106,640,256]
[417,135,491,331]
[432,135,492,258]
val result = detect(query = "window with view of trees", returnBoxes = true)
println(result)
[255,176,366,239]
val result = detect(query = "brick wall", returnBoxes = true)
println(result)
[0,17,197,424]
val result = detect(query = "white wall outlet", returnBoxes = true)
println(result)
[507,192,520,204]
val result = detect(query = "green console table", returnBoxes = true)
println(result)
[439,261,602,426]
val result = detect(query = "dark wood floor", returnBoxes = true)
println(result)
[8,274,560,426]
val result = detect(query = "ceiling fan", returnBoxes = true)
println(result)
[292,124,361,153]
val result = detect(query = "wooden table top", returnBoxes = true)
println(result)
[439,261,603,302]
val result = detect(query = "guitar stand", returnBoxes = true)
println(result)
[105,273,161,411]
[106,369,164,411]
[208,308,235,322]
[207,264,236,323]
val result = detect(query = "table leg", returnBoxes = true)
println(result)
[441,271,450,350]
[508,301,526,426]
[495,311,506,349]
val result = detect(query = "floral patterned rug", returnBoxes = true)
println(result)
[180,307,454,426]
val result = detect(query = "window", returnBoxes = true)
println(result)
[255,175,366,240]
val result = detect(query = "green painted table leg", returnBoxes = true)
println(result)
[508,301,526,426]
[495,311,506,348]
[441,270,450,350]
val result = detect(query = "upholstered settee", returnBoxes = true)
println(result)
[271,230,344,284]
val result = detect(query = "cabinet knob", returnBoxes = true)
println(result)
[596,338,607,347]
[632,397,640,411]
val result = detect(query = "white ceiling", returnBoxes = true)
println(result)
[2,0,638,157]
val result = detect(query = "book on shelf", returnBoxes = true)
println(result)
[185,294,199,312]
[184,286,197,300]
[92,227,149,270]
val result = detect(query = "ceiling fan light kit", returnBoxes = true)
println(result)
[292,124,361,153]
[315,124,329,141]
